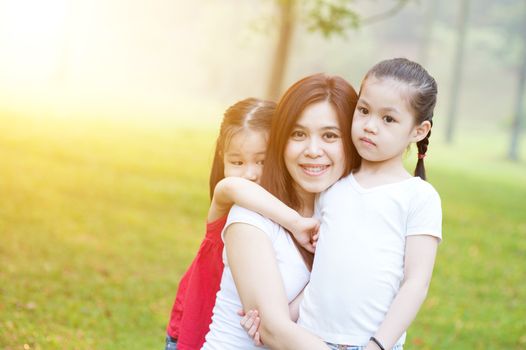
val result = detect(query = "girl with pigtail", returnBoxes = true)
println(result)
[238,58,443,350]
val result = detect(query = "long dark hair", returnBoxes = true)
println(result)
[362,58,438,180]
[208,98,275,199]
[259,74,359,268]
[260,73,360,211]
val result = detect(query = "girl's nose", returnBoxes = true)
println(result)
[244,165,258,182]
[364,117,378,134]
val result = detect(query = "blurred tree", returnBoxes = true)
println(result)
[467,0,525,160]
[266,0,411,100]
[508,1,526,161]
[267,0,295,101]
[445,0,470,144]
[418,0,439,66]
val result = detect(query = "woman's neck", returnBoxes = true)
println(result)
[293,185,315,217]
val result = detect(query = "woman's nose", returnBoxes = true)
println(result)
[304,138,323,158]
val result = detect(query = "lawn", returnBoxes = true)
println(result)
[1,113,525,349]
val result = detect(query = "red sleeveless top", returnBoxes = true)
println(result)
[166,216,227,350]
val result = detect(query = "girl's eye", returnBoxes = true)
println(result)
[383,115,395,123]
[358,107,369,115]
[256,160,265,165]
[291,130,306,139]
[230,161,243,166]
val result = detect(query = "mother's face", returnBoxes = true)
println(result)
[284,101,346,196]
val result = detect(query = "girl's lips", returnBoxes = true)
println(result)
[300,164,330,176]
[360,137,376,146]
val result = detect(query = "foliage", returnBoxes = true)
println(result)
[300,0,411,37]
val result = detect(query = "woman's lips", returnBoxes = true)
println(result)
[300,164,330,176]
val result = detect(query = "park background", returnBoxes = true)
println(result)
[1,0,525,348]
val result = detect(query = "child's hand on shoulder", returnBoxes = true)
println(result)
[289,216,320,253]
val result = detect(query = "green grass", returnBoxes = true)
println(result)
[1,113,525,349]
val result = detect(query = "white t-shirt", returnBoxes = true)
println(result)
[298,173,442,346]
[203,205,310,350]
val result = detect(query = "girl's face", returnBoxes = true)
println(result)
[223,129,267,184]
[284,101,346,202]
[352,77,424,165]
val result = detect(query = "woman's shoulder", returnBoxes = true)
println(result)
[224,205,281,239]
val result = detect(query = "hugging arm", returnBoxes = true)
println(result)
[213,177,320,252]
[224,223,328,350]
[366,235,439,350]
[239,288,305,345]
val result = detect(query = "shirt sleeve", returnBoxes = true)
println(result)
[221,205,275,242]
[406,182,443,242]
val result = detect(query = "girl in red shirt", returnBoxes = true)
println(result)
[165,98,275,350]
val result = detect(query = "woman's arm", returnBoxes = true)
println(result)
[288,287,305,322]
[365,235,439,350]
[239,289,305,345]
[225,223,328,350]
[211,177,319,252]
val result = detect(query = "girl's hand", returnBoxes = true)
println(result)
[237,309,264,346]
[289,217,320,253]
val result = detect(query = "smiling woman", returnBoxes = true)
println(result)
[284,101,346,199]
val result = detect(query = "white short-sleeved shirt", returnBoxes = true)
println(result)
[203,205,310,350]
[298,173,442,346]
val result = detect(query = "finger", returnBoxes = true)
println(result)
[237,309,246,316]
[254,331,262,346]
[243,311,255,329]
[240,310,252,327]
[248,316,260,337]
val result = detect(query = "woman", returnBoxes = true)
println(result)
[202,73,360,349]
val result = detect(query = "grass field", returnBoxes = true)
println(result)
[1,112,525,349]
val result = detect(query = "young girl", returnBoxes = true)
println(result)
[165,97,291,350]
[240,58,442,350]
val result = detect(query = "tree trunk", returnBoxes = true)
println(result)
[508,1,526,161]
[418,0,439,66]
[266,0,295,101]
[445,0,470,144]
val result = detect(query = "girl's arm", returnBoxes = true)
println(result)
[365,235,439,350]
[225,222,329,350]
[211,177,319,252]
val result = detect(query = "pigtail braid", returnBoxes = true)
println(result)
[414,126,431,180]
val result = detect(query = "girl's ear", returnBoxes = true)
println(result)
[411,120,431,142]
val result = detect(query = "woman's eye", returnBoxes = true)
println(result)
[256,160,265,165]
[383,115,395,123]
[324,132,340,141]
[231,161,243,166]
[291,130,306,139]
